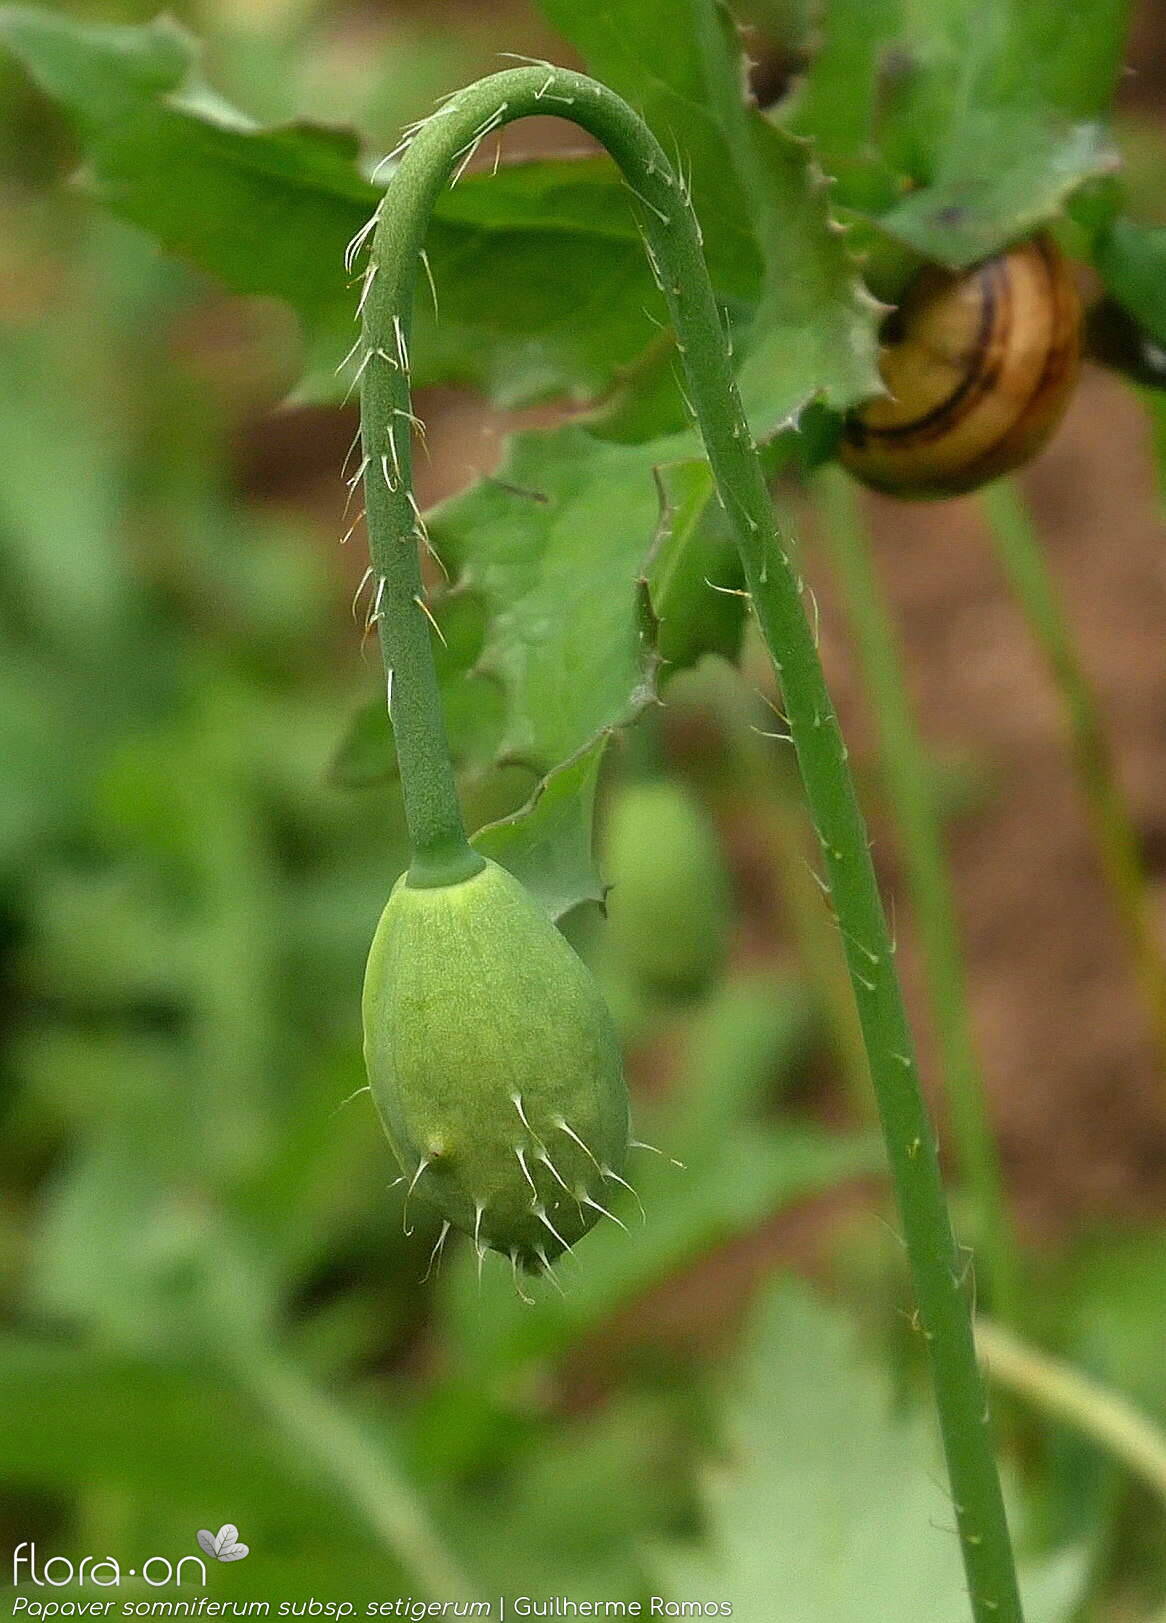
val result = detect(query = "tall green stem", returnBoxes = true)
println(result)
[360,67,1021,1622]
[980,480,1166,1074]
[817,467,1019,1323]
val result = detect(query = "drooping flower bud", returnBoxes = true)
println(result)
[602,778,731,1003]
[363,857,629,1270]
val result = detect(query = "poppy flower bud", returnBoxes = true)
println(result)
[603,779,731,1002]
[363,857,630,1270]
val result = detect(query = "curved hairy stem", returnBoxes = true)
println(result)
[817,466,1020,1324]
[359,66,1022,1622]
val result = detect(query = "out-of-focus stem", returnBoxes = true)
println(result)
[817,467,1019,1324]
[697,656,872,1116]
[980,479,1166,1077]
[976,1318,1166,1507]
[237,1351,477,1603]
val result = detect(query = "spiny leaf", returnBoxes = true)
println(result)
[337,434,758,920]
[428,425,685,775]
[540,0,882,434]
[880,115,1119,268]
[734,118,883,437]
[643,459,746,672]
[472,735,610,922]
[779,0,1130,269]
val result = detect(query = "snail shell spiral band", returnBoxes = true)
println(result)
[841,233,1082,499]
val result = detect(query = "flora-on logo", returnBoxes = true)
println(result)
[196,1526,249,1563]
[12,1542,206,1587]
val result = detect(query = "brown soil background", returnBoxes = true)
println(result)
[245,0,1166,1253]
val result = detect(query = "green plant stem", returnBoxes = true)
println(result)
[358,267,481,891]
[817,467,1019,1324]
[976,1318,1166,1509]
[237,1349,477,1603]
[980,479,1166,1073]
[361,66,1021,1622]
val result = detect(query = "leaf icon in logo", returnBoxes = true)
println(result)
[197,1525,250,1562]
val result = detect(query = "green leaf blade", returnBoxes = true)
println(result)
[0,10,668,403]
[471,736,609,921]
[656,1280,1088,1623]
[429,424,681,774]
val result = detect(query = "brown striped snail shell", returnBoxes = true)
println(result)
[840,233,1082,499]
